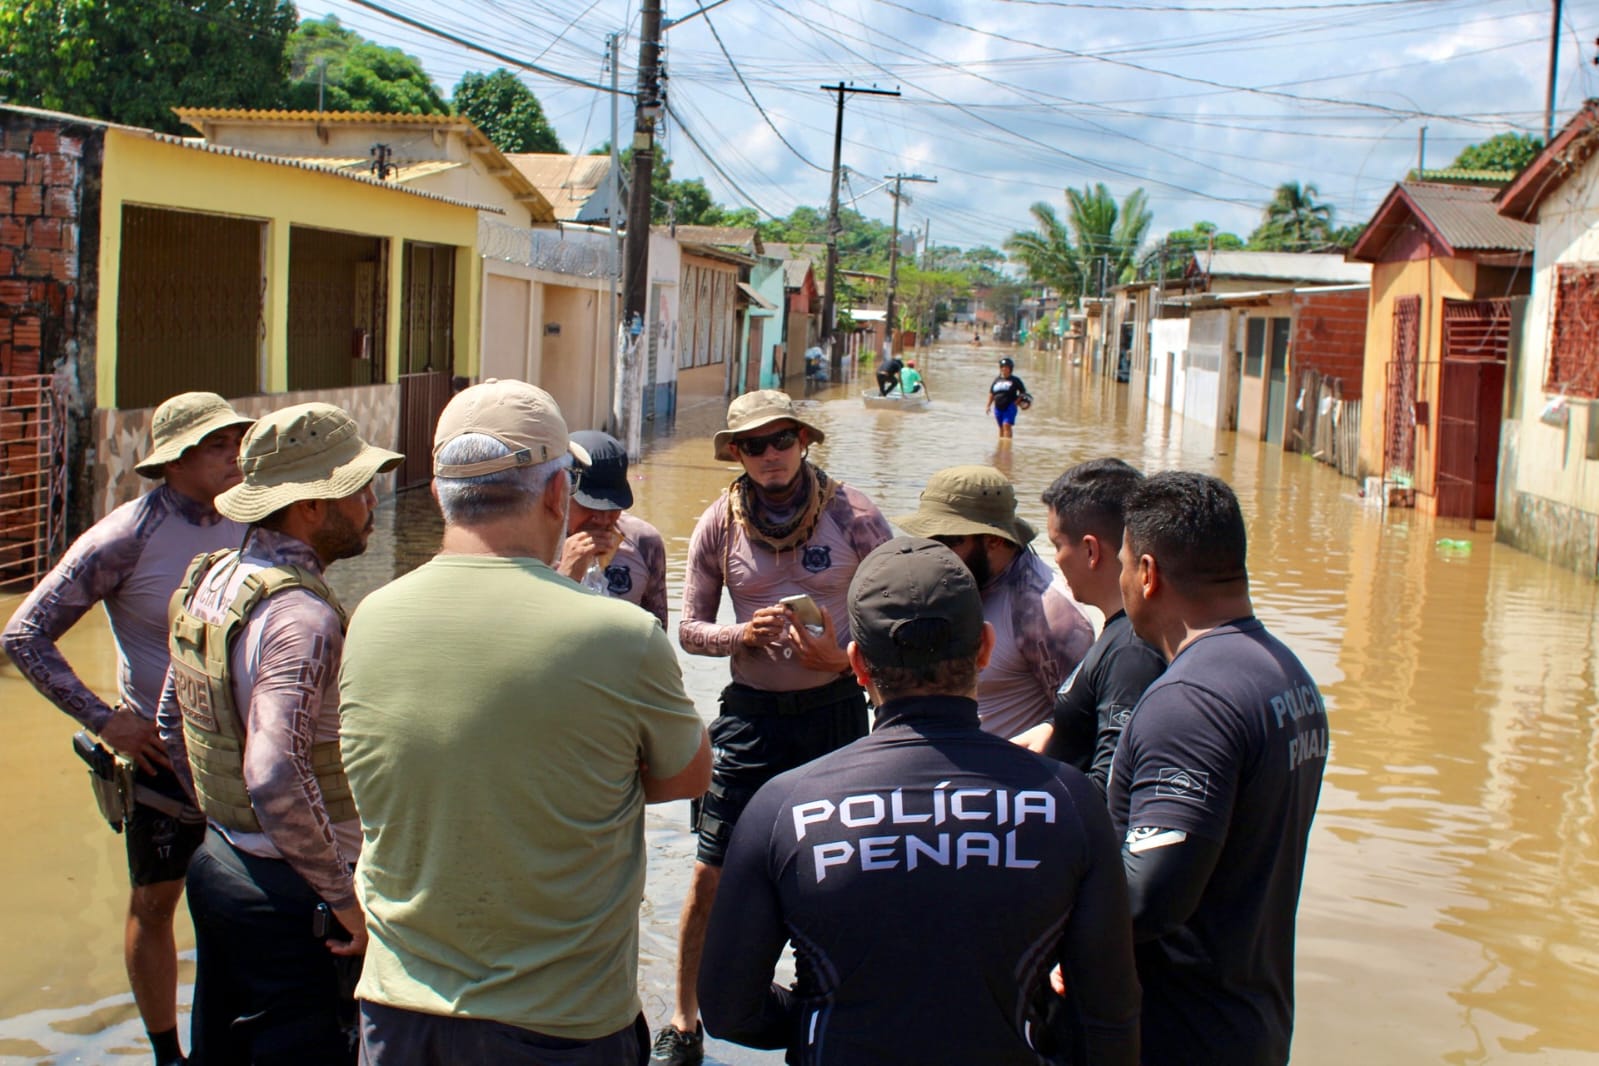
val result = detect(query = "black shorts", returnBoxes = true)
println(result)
[126,765,206,887]
[693,674,868,866]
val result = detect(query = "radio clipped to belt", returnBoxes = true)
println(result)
[73,730,135,833]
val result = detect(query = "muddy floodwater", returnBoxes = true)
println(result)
[3,342,1598,1064]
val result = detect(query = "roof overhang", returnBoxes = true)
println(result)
[736,281,777,310]
[681,242,756,267]
[171,108,555,223]
[1348,183,1453,262]
[1497,99,1599,221]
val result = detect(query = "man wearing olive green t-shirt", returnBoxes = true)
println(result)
[338,380,712,1064]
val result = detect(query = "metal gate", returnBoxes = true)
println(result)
[0,374,69,590]
[396,371,452,491]
[1383,295,1422,483]
[1435,299,1511,521]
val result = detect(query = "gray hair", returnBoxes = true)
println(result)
[434,433,568,524]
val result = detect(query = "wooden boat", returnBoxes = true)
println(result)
[861,388,931,411]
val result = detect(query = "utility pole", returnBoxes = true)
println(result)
[1417,125,1427,176]
[613,0,663,454]
[883,173,935,359]
[1545,0,1564,142]
[607,32,621,435]
[820,83,900,379]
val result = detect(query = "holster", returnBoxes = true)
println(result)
[74,731,134,833]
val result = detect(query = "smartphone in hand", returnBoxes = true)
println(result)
[779,594,824,629]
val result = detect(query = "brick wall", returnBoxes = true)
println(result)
[1292,289,1369,399]
[0,109,104,547]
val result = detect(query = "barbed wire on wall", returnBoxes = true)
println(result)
[478,217,619,280]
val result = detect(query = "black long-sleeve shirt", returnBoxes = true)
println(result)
[699,695,1141,1066]
[1048,610,1167,794]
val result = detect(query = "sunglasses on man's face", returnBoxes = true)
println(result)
[733,428,800,457]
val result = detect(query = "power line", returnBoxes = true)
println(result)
[344,0,630,95]
[698,11,829,172]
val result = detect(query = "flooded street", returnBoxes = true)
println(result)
[4,342,1599,1063]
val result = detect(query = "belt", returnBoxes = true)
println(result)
[723,673,862,716]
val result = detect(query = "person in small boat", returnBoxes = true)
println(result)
[899,359,924,395]
[876,352,905,396]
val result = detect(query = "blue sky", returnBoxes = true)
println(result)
[300,0,1599,251]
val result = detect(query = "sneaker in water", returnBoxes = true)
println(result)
[650,1022,705,1065]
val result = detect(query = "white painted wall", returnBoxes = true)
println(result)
[1508,147,1599,513]
[1182,310,1228,428]
[1148,318,1190,411]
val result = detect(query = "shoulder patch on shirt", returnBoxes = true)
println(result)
[1155,767,1210,801]
[801,544,832,573]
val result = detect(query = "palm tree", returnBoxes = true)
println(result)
[1004,184,1153,299]
[1249,181,1334,250]
[1004,202,1081,297]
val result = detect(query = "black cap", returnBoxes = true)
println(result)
[848,537,984,670]
[569,431,633,510]
[999,357,1015,368]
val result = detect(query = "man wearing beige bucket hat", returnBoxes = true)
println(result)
[3,390,251,1066]
[337,379,709,1064]
[654,389,892,1064]
[896,465,1094,740]
[155,401,400,1064]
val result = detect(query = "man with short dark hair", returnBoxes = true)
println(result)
[896,465,1094,740]
[875,352,904,395]
[654,390,892,1064]
[1014,459,1165,794]
[1111,471,1328,1066]
[339,380,711,1065]
[557,429,669,628]
[699,537,1141,1066]
[4,391,252,1066]
[158,402,402,1063]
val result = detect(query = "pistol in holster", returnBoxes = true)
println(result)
[73,730,135,833]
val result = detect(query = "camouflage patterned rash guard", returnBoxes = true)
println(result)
[976,550,1097,740]
[680,475,892,693]
[3,485,245,731]
[156,528,358,910]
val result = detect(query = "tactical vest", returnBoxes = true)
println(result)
[168,549,357,834]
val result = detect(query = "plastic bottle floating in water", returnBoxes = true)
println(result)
[1435,538,1472,554]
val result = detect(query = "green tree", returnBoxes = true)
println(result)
[0,0,296,132]
[1247,181,1334,251]
[1144,221,1245,278]
[1005,183,1152,298]
[285,16,447,114]
[1450,132,1542,173]
[452,69,562,153]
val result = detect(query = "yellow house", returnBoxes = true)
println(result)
[92,122,486,514]
[1348,181,1533,518]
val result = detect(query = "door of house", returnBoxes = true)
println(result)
[745,318,764,395]
[1265,316,1291,444]
[1435,299,1511,520]
[1384,296,1422,481]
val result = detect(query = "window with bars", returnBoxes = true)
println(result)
[1547,263,1599,399]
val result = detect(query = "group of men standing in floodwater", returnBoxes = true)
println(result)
[4,375,1329,1066]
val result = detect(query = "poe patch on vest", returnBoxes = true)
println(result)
[1155,767,1210,801]
[605,564,632,596]
[801,545,832,573]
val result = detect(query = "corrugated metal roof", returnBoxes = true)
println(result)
[673,226,760,252]
[1405,167,1517,185]
[1196,251,1369,284]
[504,154,612,221]
[782,258,813,288]
[175,108,460,124]
[173,109,554,222]
[148,135,502,212]
[272,156,465,182]
[1400,182,1534,251]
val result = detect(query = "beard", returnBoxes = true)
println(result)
[964,542,993,588]
[314,502,372,563]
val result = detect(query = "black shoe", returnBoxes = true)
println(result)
[650,1022,704,1065]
